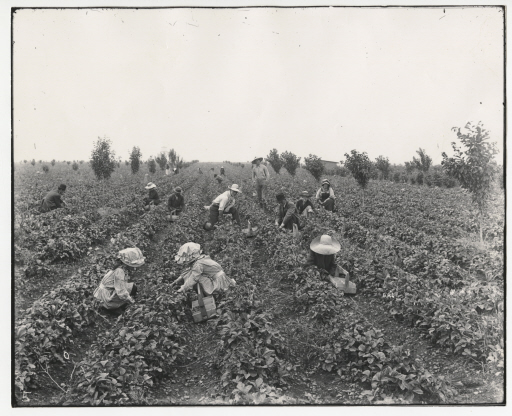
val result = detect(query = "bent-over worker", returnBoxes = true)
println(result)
[41,184,67,213]
[296,190,315,217]
[275,192,300,230]
[168,186,185,215]
[93,247,145,310]
[204,184,242,230]
[304,235,346,277]
[172,243,236,294]
[143,182,160,209]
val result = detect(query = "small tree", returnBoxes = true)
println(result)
[125,160,129,166]
[23,160,27,164]
[404,161,415,174]
[344,150,373,208]
[31,159,35,166]
[375,156,391,180]
[129,146,142,174]
[168,149,177,167]
[304,154,324,181]
[155,152,168,170]
[80,160,84,164]
[67,161,71,165]
[72,161,79,171]
[42,165,49,173]
[412,148,432,172]
[148,158,157,174]
[266,149,283,174]
[38,160,42,164]
[90,137,117,180]
[281,151,301,176]
[442,121,498,244]
[51,159,56,166]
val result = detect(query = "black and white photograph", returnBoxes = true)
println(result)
[10,0,505,408]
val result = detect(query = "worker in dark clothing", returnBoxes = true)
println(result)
[296,191,315,217]
[275,192,300,231]
[143,182,160,210]
[220,166,225,176]
[168,186,185,215]
[305,235,346,277]
[41,184,67,213]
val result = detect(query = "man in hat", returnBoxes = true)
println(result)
[220,166,225,176]
[172,243,236,294]
[296,191,315,218]
[315,179,335,212]
[305,235,344,277]
[252,157,270,203]
[275,192,300,230]
[93,247,145,312]
[143,182,161,209]
[40,184,67,213]
[205,184,242,230]
[168,186,185,215]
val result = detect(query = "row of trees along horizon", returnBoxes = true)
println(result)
[19,122,501,242]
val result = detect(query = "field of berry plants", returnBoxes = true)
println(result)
[13,160,504,405]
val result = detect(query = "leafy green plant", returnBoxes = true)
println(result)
[90,137,117,180]
[266,149,283,174]
[303,154,324,181]
[129,147,142,175]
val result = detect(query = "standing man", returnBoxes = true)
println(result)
[40,184,67,213]
[204,184,242,230]
[220,166,225,176]
[252,157,270,204]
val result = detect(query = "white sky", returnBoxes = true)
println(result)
[12,6,504,165]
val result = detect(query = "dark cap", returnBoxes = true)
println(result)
[58,184,67,191]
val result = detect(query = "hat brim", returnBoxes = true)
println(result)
[121,259,145,268]
[252,158,263,164]
[145,185,156,190]
[229,187,242,193]
[310,236,341,255]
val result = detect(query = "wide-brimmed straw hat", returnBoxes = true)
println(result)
[300,191,311,197]
[145,182,157,190]
[321,179,330,186]
[252,157,263,164]
[310,235,341,255]
[228,184,242,193]
[175,242,202,264]
[118,247,145,267]
[174,186,182,193]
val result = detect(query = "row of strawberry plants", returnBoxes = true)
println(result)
[16,168,201,280]
[67,174,230,404]
[14,171,205,401]
[221,167,457,403]
[256,169,503,377]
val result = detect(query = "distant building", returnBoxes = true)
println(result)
[320,160,339,171]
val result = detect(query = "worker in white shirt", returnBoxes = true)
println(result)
[204,184,242,230]
[252,157,270,203]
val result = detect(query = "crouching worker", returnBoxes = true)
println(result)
[204,184,242,230]
[296,191,315,218]
[275,192,300,230]
[168,186,185,215]
[305,235,347,277]
[40,184,67,213]
[143,182,160,210]
[172,243,236,295]
[93,247,145,312]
